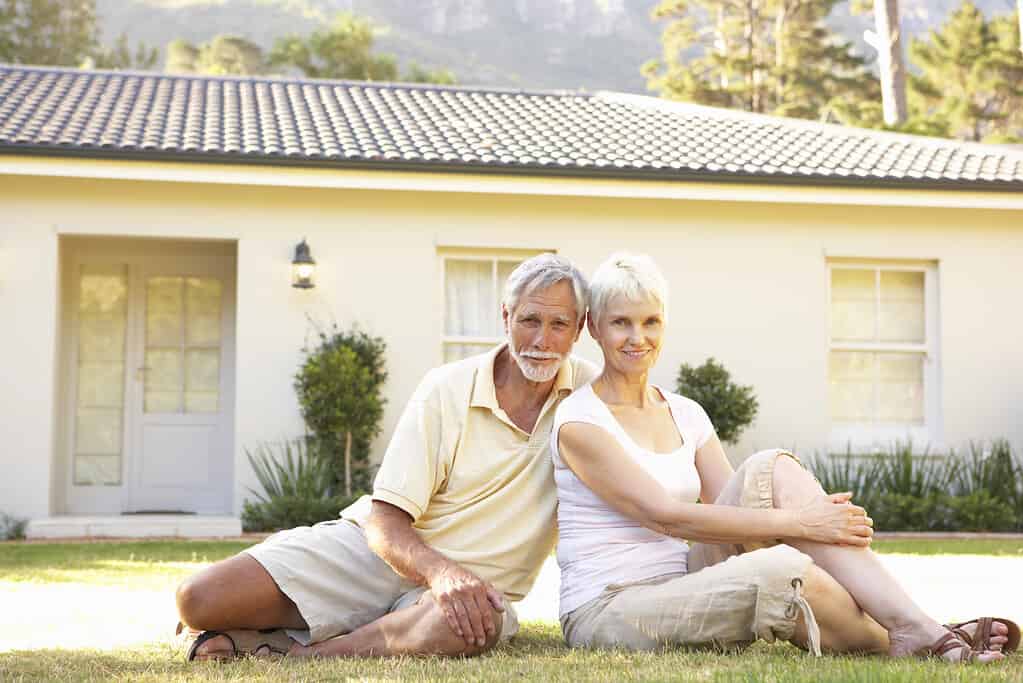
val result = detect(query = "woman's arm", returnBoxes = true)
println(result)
[558,422,872,546]
[693,433,733,504]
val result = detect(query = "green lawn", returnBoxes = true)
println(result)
[2,537,1022,681]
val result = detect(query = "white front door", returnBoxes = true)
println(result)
[63,239,236,515]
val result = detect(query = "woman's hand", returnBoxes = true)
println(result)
[795,492,874,546]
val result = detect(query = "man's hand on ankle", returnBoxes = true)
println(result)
[426,562,503,648]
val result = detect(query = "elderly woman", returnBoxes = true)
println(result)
[552,253,1019,662]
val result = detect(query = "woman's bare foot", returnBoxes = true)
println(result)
[888,618,1009,662]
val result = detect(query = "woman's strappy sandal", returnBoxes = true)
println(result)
[943,617,1020,655]
[185,628,293,661]
[921,630,995,662]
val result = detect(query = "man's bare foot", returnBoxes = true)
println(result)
[888,619,1009,663]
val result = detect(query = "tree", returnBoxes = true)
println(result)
[269,12,456,84]
[643,0,877,122]
[908,2,1023,142]
[869,0,909,125]
[164,35,267,76]
[269,13,398,81]
[88,32,159,71]
[0,0,97,67]
[675,358,758,446]
[294,324,387,497]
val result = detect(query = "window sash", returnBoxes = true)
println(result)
[826,262,938,444]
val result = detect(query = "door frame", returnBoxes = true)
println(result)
[58,236,237,515]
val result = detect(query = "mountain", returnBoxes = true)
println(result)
[95,0,1019,94]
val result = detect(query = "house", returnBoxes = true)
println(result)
[2,65,1021,538]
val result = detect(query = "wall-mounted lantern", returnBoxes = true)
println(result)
[291,239,316,289]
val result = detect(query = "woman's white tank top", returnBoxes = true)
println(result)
[552,383,714,617]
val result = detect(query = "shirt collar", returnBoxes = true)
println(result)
[470,343,575,410]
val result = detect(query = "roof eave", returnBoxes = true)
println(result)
[3,144,1021,194]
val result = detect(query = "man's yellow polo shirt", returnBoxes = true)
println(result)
[344,344,597,601]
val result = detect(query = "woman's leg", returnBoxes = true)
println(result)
[771,455,1008,661]
[792,563,887,654]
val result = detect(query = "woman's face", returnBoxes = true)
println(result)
[589,294,665,377]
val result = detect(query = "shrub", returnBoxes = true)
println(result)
[675,357,758,445]
[241,440,356,532]
[809,440,1023,532]
[0,512,27,541]
[295,323,387,496]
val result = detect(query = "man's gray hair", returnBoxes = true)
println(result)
[588,252,668,325]
[502,253,588,321]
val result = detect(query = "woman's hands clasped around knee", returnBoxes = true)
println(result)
[795,492,874,546]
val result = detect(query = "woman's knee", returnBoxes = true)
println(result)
[771,452,824,508]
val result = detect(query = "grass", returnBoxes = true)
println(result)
[2,624,1022,682]
[2,537,1022,681]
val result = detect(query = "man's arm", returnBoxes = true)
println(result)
[364,500,503,648]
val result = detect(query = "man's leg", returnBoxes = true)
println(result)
[291,592,503,658]
[176,553,306,632]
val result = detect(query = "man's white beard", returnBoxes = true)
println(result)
[508,339,564,383]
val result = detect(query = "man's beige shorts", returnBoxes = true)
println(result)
[244,518,519,645]
[561,449,815,651]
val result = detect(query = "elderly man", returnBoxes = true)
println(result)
[177,253,597,659]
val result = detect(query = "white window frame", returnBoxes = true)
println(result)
[826,260,941,453]
[438,249,545,364]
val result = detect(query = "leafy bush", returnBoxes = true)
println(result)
[808,440,1023,532]
[675,357,758,445]
[0,512,27,541]
[295,323,387,496]
[241,440,356,532]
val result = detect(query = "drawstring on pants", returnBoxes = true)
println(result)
[785,577,821,657]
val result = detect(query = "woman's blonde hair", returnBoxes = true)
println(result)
[588,252,668,325]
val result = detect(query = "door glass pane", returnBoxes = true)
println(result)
[75,409,123,457]
[145,348,182,413]
[186,278,222,346]
[443,343,494,363]
[829,351,874,423]
[77,362,125,408]
[185,349,220,413]
[146,277,184,346]
[75,266,127,486]
[879,271,925,343]
[445,260,494,337]
[74,455,121,486]
[830,269,875,342]
[878,353,924,424]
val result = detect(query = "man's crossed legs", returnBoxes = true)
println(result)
[176,519,514,660]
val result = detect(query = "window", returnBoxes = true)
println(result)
[441,251,539,363]
[827,261,939,450]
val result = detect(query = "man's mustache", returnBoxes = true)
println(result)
[518,351,563,360]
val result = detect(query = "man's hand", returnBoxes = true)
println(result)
[427,563,504,648]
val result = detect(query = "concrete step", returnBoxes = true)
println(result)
[25,515,242,539]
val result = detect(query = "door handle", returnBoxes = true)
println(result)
[135,366,151,381]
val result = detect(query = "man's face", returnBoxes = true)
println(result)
[502,280,582,384]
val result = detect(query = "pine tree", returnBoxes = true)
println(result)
[643,0,877,121]
[908,2,1023,142]
[0,0,98,67]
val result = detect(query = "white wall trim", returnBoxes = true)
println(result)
[3,155,1023,210]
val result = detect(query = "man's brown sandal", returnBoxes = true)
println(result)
[943,617,1020,655]
[922,630,999,662]
[185,628,293,661]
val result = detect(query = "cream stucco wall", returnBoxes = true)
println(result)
[1,172,1020,520]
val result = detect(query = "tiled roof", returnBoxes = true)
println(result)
[2,64,1022,190]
